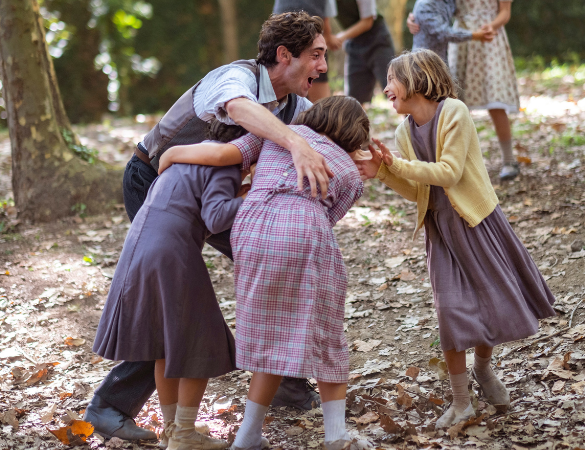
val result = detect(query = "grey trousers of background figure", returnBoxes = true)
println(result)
[93,154,233,417]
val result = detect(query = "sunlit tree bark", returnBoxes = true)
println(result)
[0,0,122,222]
[382,0,409,52]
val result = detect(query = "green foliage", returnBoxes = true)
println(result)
[71,203,87,218]
[128,0,273,114]
[507,0,585,63]
[61,129,99,163]
[402,0,585,63]
[552,132,585,148]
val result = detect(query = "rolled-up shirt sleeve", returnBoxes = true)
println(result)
[196,66,258,125]
[356,0,377,19]
[230,133,264,171]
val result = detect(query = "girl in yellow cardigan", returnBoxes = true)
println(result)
[357,49,555,428]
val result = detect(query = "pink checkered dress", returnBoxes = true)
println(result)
[230,125,363,383]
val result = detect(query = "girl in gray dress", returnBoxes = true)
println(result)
[93,123,249,450]
[356,50,555,428]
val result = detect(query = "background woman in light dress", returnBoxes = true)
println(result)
[409,0,521,181]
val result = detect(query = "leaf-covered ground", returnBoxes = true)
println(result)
[1,71,585,449]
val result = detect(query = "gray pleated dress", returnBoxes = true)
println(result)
[93,163,243,378]
[411,101,556,352]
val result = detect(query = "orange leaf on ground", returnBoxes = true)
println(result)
[48,420,94,445]
[59,392,73,401]
[26,367,48,386]
[428,393,444,406]
[64,337,86,346]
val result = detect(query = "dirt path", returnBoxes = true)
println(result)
[1,74,585,449]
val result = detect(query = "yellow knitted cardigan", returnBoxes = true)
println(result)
[376,97,499,239]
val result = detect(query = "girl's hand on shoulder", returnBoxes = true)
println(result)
[158,148,175,175]
[372,138,394,167]
[355,144,383,180]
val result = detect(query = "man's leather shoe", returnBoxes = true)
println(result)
[83,395,157,441]
[271,377,320,410]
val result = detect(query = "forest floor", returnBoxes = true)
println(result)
[1,71,585,450]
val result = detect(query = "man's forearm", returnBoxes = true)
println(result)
[226,98,305,153]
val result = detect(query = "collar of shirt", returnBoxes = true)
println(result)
[258,64,288,114]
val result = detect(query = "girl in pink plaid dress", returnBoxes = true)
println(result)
[160,96,370,450]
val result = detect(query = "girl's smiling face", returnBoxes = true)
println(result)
[383,68,408,114]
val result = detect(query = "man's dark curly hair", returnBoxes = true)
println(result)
[257,12,323,68]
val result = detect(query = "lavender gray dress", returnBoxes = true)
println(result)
[93,164,243,378]
[411,101,556,352]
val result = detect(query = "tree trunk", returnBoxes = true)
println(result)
[383,0,409,52]
[0,0,123,223]
[218,0,239,63]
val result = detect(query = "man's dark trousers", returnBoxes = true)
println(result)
[93,154,233,418]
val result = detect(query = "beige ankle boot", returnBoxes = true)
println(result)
[168,424,228,450]
[160,422,212,449]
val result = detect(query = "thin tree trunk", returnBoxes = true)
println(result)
[0,0,122,222]
[218,0,239,63]
[384,0,409,52]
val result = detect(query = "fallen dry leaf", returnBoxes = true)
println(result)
[380,414,403,434]
[285,426,304,437]
[552,380,565,394]
[351,411,379,425]
[0,409,20,430]
[428,393,444,406]
[90,355,103,364]
[429,357,449,380]
[26,367,48,386]
[405,366,420,379]
[106,437,125,448]
[571,380,585,395]
[396,384,413,408]
[399,269,416,281]
[64,337,86,346]
[353,339,382,352]
[47,420,94,445]
[447,421,465,438]
[41,403,58,424]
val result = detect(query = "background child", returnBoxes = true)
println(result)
[159,96,369,450]
[92,123,249,450]
[411,0,493,61]
[356,50,555,428]
[328,0,395,104]
[408,0,521,181]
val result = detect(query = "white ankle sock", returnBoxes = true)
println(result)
[499,139,514,164]
[175,405,199,429]
[473,354,495,383]
[233,400,268,448]
[450,372,471,410]
[160,403,177,424]
[322,399,350,443]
